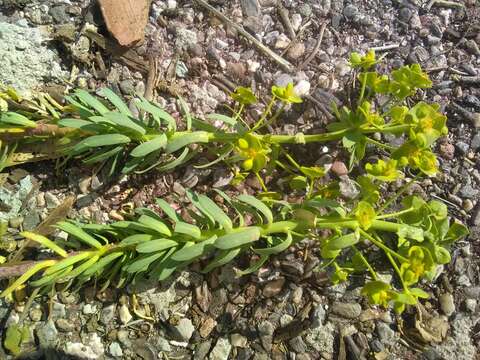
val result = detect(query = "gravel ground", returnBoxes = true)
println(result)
[0,0,480,359]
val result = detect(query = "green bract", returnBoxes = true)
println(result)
[230,86,258,105]
[271,83,303,104]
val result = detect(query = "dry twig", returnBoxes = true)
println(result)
[298,22,327,70]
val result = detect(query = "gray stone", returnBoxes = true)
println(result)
[459,184,478,199]
[330,302,362,319]
[471,133,480,151]
[174,318,195,341]
[100,304,116,325]
[230,333,248,348]
[455,141,470,155]
[119,79,135,95]
[49,5,70,23]
[23,209,40,230]
[310,304,326,328]
[51,302,66,318]
[109,342,123,357]
[288,336,308,353]
[194,340,212,360]
[44,192,60,209]
[376,322,395,345]
[175,28,198,51]
[82,303,97,315]
[56,318,75,332]
[209,337,232,360]
[298,4,312,17]
[0,22,66,95]
[439,293,455,316]
[339,176,360,199]
[343,5,358,18]
[240,0,260,17]
[156,337,171,352]
[274,73,294,87]
[465,298,477,313]
[36,320,58,347]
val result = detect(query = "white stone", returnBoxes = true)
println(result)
[118,304,132,324]
[109,342,123,357]
[294,80,310,97]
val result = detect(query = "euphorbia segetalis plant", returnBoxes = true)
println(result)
[0,50,467,316]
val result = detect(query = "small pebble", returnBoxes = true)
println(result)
[230,333,248,348]
[263,277,285,298]
[331,160,348,176]
[109,342,123,357]
[119,304,132,324]
[465,298,477,313]
[439,293,455,316]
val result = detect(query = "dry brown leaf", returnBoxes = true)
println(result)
[98,0,151,46]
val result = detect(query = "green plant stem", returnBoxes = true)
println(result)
[353,246,378,280]
[359,229,408,263]
[378,174,420,213]
[255,172,268,192]
[375,207,414,220]
[383,247,408,291]
[251,97,276,131]
[357,76,367,107]
[365,137,395,150]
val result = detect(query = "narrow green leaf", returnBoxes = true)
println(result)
[30,266,73,287]
[157,147,192,172]
[119,234,155,246]
[202,248,242,273]
[21,231,67,258]
[178,96,192,131]
[174,221,202,239]
[103,112,146,136]
[78,134,131,149]
[98,88,133,116]
[1,260,56,297]
[136,239,178,253]
[137,215,172,236]
[134,98,176,131]
[171,236,217,261]
[166,131,209,153]
[110,221,156,234]
[58,118,93,129]
[156,198,181,222]
[214,227,261,250]
[82,252,124,277]
[1,112,36,128]
[253,231,293,255]
[198,194,233,230]
[55,221,102,249]
[130,135,167,157]
[43,252,93,276]
[206,113,237,126]
[75,89,109,115]
[326,232,359,250]
[63,254,100,279]
[237,195,273,224]
[186,190,214,226]
[82,146,124,165]
[235,254,269,276]
[125,252,165,273]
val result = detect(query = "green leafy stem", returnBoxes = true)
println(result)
[0,189,468,314]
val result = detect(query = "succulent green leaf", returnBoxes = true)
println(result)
[214,227,261,250]
[166,131,209,153]
[137,215,172,236]
[174,221,202,239]
[55,221,103,249]
[1,112,36,128]
[75,89,110,115]
[98,88,133,116]
[253,231,292,255]
[136,239,178,253]
[202,248,242,273]
[130,135,167,157]
[236,194,273,224]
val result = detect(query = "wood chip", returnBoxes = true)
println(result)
[98,0,151,46]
